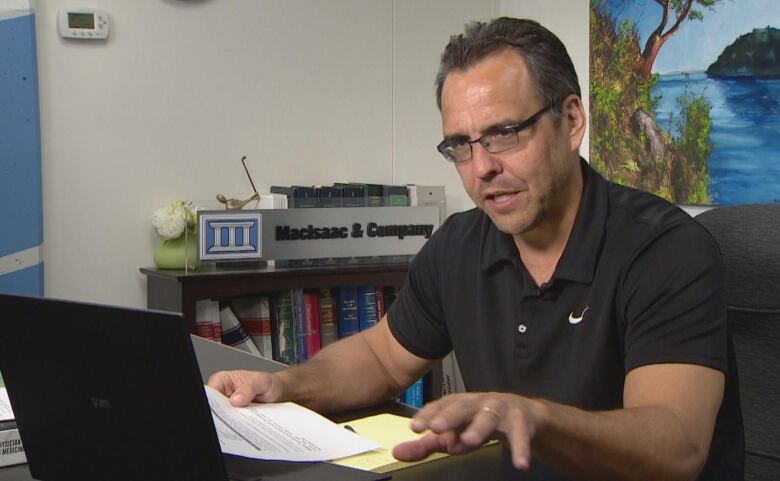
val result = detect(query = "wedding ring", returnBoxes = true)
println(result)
[481,406,500,421]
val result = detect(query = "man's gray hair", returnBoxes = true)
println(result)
[435,17,581,112]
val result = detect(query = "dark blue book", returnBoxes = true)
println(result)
[292,288,308,363]
[357,286,378,331]
[317,186,342,208]
[337,287,359,338]
[291,186,317,208]
[336,184,365,207]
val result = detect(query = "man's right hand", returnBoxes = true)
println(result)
[207,370,283,407]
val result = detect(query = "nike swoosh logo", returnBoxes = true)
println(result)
[568,306,589,325]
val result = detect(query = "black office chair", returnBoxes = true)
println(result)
[696,204,780,481]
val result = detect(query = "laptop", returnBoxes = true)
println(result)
[0,294,389,481]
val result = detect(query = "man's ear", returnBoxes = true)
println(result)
[561,94,586,152]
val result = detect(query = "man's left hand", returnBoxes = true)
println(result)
[392,392,546,470]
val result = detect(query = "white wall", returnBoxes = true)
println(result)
[499,0,590,158]
[36,0,589,309]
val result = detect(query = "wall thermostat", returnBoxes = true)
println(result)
[58,8,109,40]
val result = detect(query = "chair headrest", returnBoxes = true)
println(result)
[695,204,780,312]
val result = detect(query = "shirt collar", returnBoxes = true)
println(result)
[481,158,608,284]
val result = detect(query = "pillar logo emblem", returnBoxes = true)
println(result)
[198,212,263,261]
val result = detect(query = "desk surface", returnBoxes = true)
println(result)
[0,402,514,481]
[0,444,509,481]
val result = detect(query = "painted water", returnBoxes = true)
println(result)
[654,72,780,205]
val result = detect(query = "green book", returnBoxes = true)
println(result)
[270,291,297,365]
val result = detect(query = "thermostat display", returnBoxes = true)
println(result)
[58,9,109,40]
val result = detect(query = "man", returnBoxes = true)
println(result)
[209,18,743,480]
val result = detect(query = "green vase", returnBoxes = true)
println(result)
[153,235,200,270]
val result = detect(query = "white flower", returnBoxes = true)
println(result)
[151,200,198,240]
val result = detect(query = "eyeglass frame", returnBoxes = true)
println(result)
[436,103,556,163]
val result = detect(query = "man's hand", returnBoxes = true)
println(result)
[392,392,546,470]
[207,369,283,407]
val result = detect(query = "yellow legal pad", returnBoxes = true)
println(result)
[329,413,449,473]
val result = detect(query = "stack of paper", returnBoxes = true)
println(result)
[330,414,449,473]
[205,386,380,462]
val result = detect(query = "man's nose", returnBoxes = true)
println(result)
[470,143,502,180]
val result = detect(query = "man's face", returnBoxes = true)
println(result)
[440,49,583,236]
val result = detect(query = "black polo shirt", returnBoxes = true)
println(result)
[387,160,743,480]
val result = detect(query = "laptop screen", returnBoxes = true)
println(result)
[0,294,228,481]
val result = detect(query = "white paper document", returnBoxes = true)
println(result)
[205,385,380,462]
[0,388,14,421]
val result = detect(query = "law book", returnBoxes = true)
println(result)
[219,305,262,355]
[195,299,221,341]
[361,183,384,207]
[270,291,297,365]
[303,290,321,359]
[0,388,25,467]
[441,352,466,396]
[375,287,386,319]
[336,183,365,207]
[292,288,308,363]
[403,377,424,408]
[356,286,378,331]
[316,186,342,208]
[231,296,273,359]
[337,287,360,338]
[0,421,25,467]
[318,288,339,347]
[291,186,318,208]
[382,185,409,207]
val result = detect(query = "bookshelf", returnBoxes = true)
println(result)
[140,262,410,334]
[140,261,445,403]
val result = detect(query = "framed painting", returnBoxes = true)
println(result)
[590,0,780,205]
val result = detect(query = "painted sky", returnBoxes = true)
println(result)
[607,0,780,74]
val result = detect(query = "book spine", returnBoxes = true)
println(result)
[363,184,384,207]
[0,426,26,467]
[375,286,385,319]
[403,378,424,408]
[357,286,378,331]
[195,299,217,341]
[291,186,318,208]
[303,291,321,358]
[210,300,222,341]
[270,291,297,365]
[337,287,359,338]
[258,298,273,358]
[231,296,273,359]
[293,288,308,363]
[318,288,339,347]
[219,306,261,355]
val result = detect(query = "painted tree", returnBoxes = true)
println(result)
[640,0,721,80]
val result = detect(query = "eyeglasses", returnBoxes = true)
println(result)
[436,104,555,163]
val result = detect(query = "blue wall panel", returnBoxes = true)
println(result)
[0,11,44,296]
[0,264,43,296]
